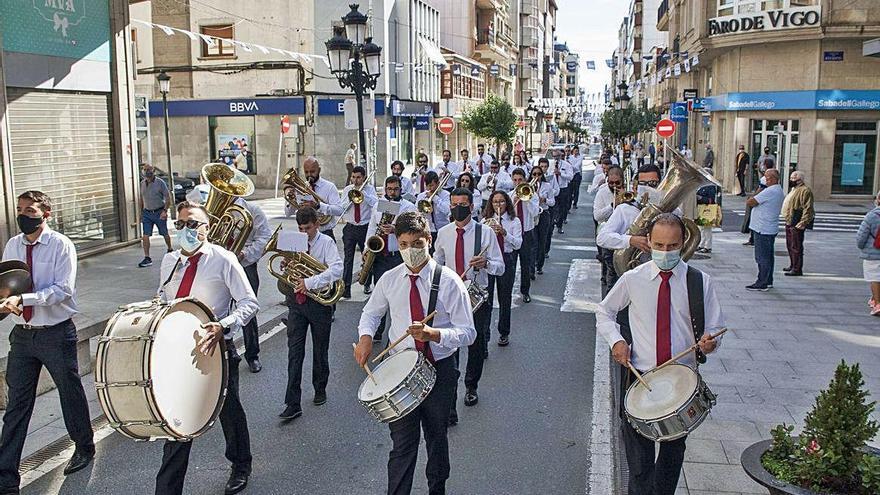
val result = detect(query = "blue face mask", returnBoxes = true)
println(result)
[177,227,203,253]
[652,249,681,271]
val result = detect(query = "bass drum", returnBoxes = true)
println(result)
[95,298,228,441]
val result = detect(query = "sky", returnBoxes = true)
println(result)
[555,0,628,100]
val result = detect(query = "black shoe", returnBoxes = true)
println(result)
[784,271,803,276]
[521,293,531,303]
[279,405,303,420]
[530,273,536,280]
[545,253,550,259]
[63,449,94,476]
[464,389,479,407]
[498,336,509,347]
[743,241,754,246]
[247,359,262,373]
[448,411,458,426]
[225,472,249,495]
[483,349,489,359]
[783,266,792,272]
[537,269,544,275]
[0,488,18,495]
[363,286,373,294]
[313,391,327,406]
[745,284,769,292]
[557,228,564,234]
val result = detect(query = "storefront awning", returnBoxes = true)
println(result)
[418,37,446,67]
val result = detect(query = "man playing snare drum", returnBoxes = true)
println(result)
[354,211,475,495]
[596,213,725,495]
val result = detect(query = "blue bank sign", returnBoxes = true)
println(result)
[317,98,386,116]
[704,90,880,112]
[148,97,306,117]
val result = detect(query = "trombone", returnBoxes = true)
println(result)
[264,225,344,305]
[417,170,451,214]
[281,168,332,226]
[347,170,375,205]
[512,176,539,209]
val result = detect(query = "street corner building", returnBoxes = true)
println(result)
[631,0,880,201]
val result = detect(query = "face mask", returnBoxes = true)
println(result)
[17,214,44,235]
[400,245,430,270]
[652,249,681,271]
[144,171,155,178]
[177,227,203,253]
[637,185,663,203]
[789,180,799,189]
[451,204,471,222]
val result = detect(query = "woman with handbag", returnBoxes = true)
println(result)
[696,171,722,254]
[856,191,880,316]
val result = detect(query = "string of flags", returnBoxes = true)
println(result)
[627,53,702,92]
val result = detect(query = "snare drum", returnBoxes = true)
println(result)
[624,363,716,442]
[357,350,436,423]
[466,281,488,312]
[95,298,228,441]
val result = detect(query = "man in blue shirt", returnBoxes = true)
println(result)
[746,169,784,291]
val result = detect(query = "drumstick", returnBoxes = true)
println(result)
[654,328,729,372]
[371,310,438,363]
[0,297,23,316]
[352,343,377,385]
[627,362,652,392]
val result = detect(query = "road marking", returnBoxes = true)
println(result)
[561,259,602,313]
[585,323,614,494]
[554,244,598,253]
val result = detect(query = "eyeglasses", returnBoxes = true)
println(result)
[174,219,206,230]
[638,180,660,188]
[607,181,623,187]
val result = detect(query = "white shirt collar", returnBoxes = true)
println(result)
[21,225,53,246]
[401,258,437,282]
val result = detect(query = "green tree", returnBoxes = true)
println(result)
[600,106,660,142]
[460,93,518,152]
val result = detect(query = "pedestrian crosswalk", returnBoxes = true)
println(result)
[730,209,864,233]
[252,197,289,220]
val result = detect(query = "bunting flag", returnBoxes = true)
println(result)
[684,59,691,73]
[665,67,672,78]
[642,55,654,61]
[692,54,700,67]
[394,63,404,73]
[509,63,517,76]
[673,63,682,77]
[586,60,596,70]
[452,64,462,75]
[605,59,615,68]
[681,51,689,60]
[489,64,500,75]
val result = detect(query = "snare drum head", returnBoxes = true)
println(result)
[625,364,699,420]
[150,300,225,437]
[358,350,419,400]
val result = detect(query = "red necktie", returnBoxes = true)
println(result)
[496,230,504,252]
[409,274,434,363]
[479,161,484,174]
[175,252,203,298]
[354,203,361,224]
[23,244,35,322]
[516,201,525,232]
[455,228,466,278]
[656,271,673,366]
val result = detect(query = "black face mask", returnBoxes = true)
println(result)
[451,204,471,222]
[789,181,800,189]
[17,214,44,235]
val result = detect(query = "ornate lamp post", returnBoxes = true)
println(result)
[157,71,176,219]
[525,96,538,152]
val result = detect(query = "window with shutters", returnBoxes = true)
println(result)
[200,24,235,58]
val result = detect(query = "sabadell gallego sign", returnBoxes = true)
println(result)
[708,5,821,37]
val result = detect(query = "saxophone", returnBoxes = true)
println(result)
[357,211,396,286]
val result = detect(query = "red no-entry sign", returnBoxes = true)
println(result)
[656,119,676,138]
[280,115,291,134]
[437,117,456,135]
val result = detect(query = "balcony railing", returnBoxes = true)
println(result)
[657,0,669,30]
[477,28,496,47]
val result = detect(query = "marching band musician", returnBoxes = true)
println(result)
[367,175,418,342]
[477,160,514,203]
[0,191,96,493]
[434,187,504,412]
[456,149,476,187]
[283,156,342,241]
[538,158,561,262]
[596,213,724,495]
[434,150,459,192]
[335,166,378,300]
[589,157,611,194]
[415,171,451,247]
[279,207,343,422]
[568,145,584,210]
[532,164,555,276]
[552,151,576,235]
[392,159,416,201]
[483,191,522,349]
[456,172,482,221]
[475,143,492,176]
[233,196,272,373]
[593,167,625,289]
[155,201,258,495]
[354,211,475,495]
[510,168,539,302]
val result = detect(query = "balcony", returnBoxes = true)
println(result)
[476,0,502,11]
[475,28,511,64]
[657,0,669,31]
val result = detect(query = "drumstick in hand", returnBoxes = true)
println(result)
[627,363,652,392]
[372,310,438,363]
[654,328,730,372]
[0,297,23,316]
[353,343,377,385]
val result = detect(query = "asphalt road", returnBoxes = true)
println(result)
[23,176,597,495]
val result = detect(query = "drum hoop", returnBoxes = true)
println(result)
[357,350,432,404]
[624,364,703,422]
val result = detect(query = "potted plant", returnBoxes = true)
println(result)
[741,361,880,494]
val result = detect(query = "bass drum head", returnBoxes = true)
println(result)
[150,299,226,438]
[625,364,698,421]
[358,350,419,401]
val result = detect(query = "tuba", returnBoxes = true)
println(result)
[202,163,255,256]
[264,226,344,305]
[612,149,720,276]
[357,210,395,286]
[281,168,333,226]
[417,170,451,214]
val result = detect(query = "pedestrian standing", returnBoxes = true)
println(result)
[735,145,750,196]
[344,143,357,186]
[138,164,173,268]
[781,171,814,277]
[696,174,721,255]
[703,144,715,170]
[856,191,880,316]
[648,142,656,166]
[682,145,693,161]
[746,169,784,291]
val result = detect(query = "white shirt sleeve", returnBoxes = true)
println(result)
[304,237,344,291]
[437,273,477,348]
[20,237,76,309]
[483,226,505,277]
[358,274,389,338]
[596,207,632,250]
[506,216,523,250]
[241,203,272,266]
[595,272,632,349]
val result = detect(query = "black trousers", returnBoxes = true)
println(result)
[535,211,552,271]
[785,225,805,273]
[156,347,251,495]
[429,231,438,256]
[451,300,490,406]
[545,205,558,252]
[285,297,333,407]
[736,171,747,195]
[570,173,582,208]
[372,252,403,340]
[0,320,94,491]
[388,355,458,495]
[556,186,571,228]
[487,252,517,345]
[342,223,369,291]
[517,229,535,294]
[241,263,260,361]
[601,246,620,289]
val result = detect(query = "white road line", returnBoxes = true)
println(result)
[561,259,602,313]
[585,322,613,494]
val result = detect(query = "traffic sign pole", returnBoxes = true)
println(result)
[275,115,290,199]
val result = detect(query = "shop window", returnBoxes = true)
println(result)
[200,25,235,58]
[209,116,256,175]
[832,122,877,195]
[717,0,817,16]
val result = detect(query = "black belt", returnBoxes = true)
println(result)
[144,207,165,213]
[18,318,72,331]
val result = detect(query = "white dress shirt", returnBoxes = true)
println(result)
[302,232,343,292]
[283,176,341,233]
[513,192,540,232]
[538,181,556,210]
[477,171,514,200]
[554,159,576,188]
[235,198,271,267]
[3,227,78,326]
[593,184,616,223]
[568,153,584,174]
[433,161,460,189]
[596,203,640,250]
[470,193,483,221]
[434,219,505,289]
[457,159,476,179]
[475,153,492,174]
[398,175,415,198]
[595,260,725,370]
[328,183,378,226]
[487,213,523,253]
[159,242,259,339]
[416,188,451,232]
[589,171,606,194]
[357,259,476,361]
[366,198,417,253]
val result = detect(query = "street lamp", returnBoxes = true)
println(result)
[326,4,382,168]
[157,70,176,219]
[525,96,538,152]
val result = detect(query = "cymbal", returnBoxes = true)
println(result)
[0,260,31,298]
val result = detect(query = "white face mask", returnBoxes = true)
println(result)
[400,245,430,270]
[637,185,663,204]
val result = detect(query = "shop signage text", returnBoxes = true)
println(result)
[823,51,844,62]
[317,98,386,116]
[707,6,821,37]
[392,100,433,117]
[149,97,306,117]
[704,90,880,112]
[670,102,689,123]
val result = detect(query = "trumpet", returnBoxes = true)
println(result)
[202,163,255,256]
[347,171,375,205]
[281,168,332,226]
[357,210,395,286]
[264,226,344,306]
[410,164,427,179]
[417,170,450,214]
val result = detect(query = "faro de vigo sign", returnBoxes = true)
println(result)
[708,6,821,37]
